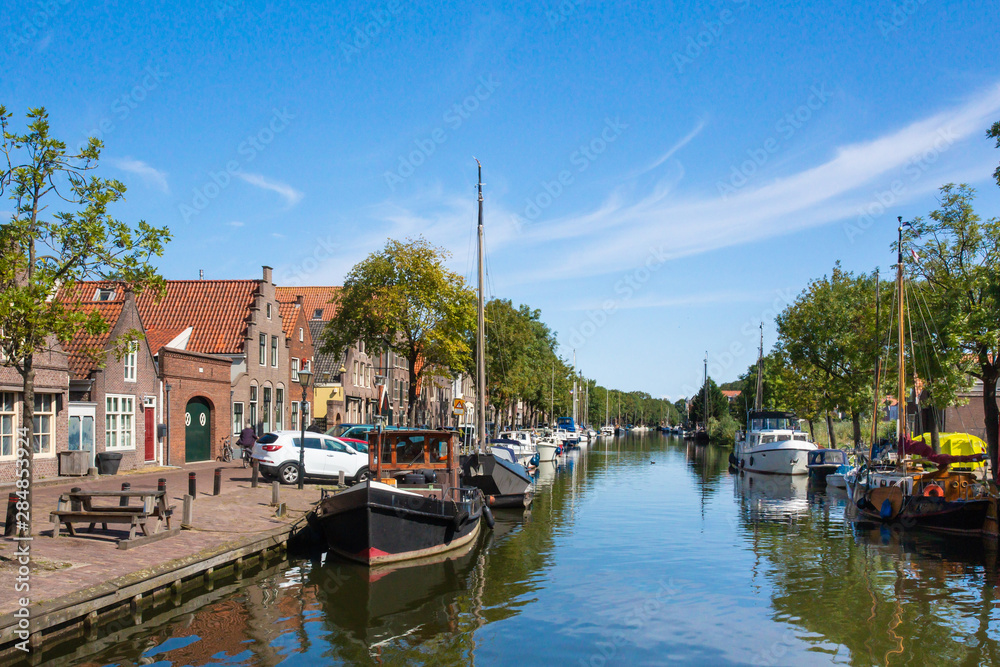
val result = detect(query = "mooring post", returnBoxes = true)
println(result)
[158,477,167,494]
[252,459,259,488]
[188,471,197,497]
[182,494,193,528]
[120,481,131,507]
[338,470,345,486]
[4,493,17,536]
[214,468,222,496]
[271,481,280,506]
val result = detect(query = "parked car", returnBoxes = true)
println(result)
[251,430,370,485]
[325,423,403,441]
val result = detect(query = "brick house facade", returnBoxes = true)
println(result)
[0,340,70,483]
[278,298,314,432]
[159,348,231,465]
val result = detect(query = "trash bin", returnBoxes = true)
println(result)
[57,450,90,476]
[96,452,123,475]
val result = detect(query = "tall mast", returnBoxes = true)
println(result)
[754,324,764,412]
[550,362,554,426]
[572,350,578,424]
[703,352,709,425]
[475,159,486,454]
[605,388,609,427]
[896,217,906,466]
[869,267,881,457]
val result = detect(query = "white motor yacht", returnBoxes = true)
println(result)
[734,410,818,475]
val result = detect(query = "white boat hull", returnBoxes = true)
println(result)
[536,441,559,462]
[734,442,815,475]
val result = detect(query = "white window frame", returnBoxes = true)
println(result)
[232,401,244,436]
[291,401,299,432]
[0,392,16,460]
[105,393,135,451]
[123,343,137,382]
[259,333,266,365]
[291,357,300,382]
[262,386,272,434]
[33,393,57,457]
[299,327,303,342]
[271,335,278,368]
[353,360,359,387]
[266,303,272,319]
[249,384,258,431]
[275,388,284,430]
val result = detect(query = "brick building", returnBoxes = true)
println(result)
[158,348,231,465]
[277,297,315,431]
[0,340,70,483]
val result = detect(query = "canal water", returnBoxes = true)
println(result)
[56,434,1000,666]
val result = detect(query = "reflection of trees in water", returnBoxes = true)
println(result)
[734,483,1000,665]
[683,440,730,500]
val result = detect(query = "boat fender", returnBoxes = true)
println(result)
[880,499,894,520]
[483,506,496,530]
[749,457,754,467]
[922,484,944,498]
[729,452,737,467]
[453,511,470,530]
[488,495,496,506]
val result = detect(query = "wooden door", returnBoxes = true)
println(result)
[185,398,211,462]
[144,407,155,461]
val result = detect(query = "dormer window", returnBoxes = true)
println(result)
[313,308,323,320]
[94,288,116,302]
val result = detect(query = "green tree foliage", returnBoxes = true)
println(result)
[989,121,1000,188]
[320,237,476,424]
[0,107,170,536]
[903,184,1000,478]
[689,378,728,424]
[775,264,886,446]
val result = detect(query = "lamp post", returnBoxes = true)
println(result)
[297,369,312,490]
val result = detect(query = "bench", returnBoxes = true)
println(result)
[50,489,177,549]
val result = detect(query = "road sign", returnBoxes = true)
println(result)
[452,398,465,416]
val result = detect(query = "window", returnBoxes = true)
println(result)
[123,343,136,382]
[94,288,116,301]
[275,388,284,430]
[259,333,266,365]
[271,335,278,367]
[262,387,272,433]
[249,385,258,431]
[291,358,299,382]
[1,392,14,458]
[105,394,134,450]
[266,303,272,319]
[32,393,56,455]
[353,361,359,386]
[366,365,371,388]
[359,341,365,354]
[68,414,94,452]
[313,308,323,320]
[291,401,299,431]
[232,402,244,435]
[299,327,303,342]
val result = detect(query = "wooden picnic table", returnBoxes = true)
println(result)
[50,489,178,550]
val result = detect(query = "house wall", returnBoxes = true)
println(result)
[943,382,991,441]
[160,348,231,464]
[284,305,314,430]
[0,342,70,483]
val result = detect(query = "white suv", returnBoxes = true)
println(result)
[251,430,371,485]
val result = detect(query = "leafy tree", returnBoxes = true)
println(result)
[989,121,1000,188]
[0,107,170,536]
[689,377,728,423]
[776,264,886,446]
[320,237,476,425]
[903,184,1000,478]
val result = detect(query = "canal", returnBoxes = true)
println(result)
[52,433,1000,665]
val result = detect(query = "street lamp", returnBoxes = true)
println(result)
[297,369,312,490]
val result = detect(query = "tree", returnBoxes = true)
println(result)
[776,264,886,447]
[320,237,476,425]
[989,120,1000,188]
[903,184,1000,479]
[0,107,170,536]
[689,378,728,424]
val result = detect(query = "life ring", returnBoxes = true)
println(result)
[922,484,944,498]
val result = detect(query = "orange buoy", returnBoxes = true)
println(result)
[922,484,944,498]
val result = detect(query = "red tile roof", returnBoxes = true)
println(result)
[275,286,340,322]
[722,390,742,398]
[62,301,125,379]
[62,280,259,356]
[278,301,299,339]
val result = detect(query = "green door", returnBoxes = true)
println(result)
[185,397,211,462]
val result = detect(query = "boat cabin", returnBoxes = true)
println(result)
[807,449,849,468]
[371,429,460,490]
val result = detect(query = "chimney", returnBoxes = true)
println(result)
[199,269,204,280]
[263,266,273,284]
[296,295,303,306]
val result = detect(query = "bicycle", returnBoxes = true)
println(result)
[219,436,235,463]
[240,443,253,468]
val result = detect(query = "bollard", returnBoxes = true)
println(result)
[120,482,131,507]
[158,477,167,494]
[271,481,280,506]
[213,468,222,496]
[188,472,197,498]
[338,470,345,486]
[3,493,17,537]
[251,460,259,488]
[182,495,193,528]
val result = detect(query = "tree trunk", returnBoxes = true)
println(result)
[407,358,418,427]
[928,406,941,453]
[851,410,861,450]
[807,419,815,441]
[826,412,836,448]
[983,373,999,484]
[19,355,35,538]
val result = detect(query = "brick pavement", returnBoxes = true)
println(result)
[0,461,327,616]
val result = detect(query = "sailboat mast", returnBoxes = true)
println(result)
[703,352,709,425]
[754,324,763,412]
[475,159,486,454]
[572,350,578,424]
[870,267,881,457]
[896,217,906,465]
[550,362,554,426]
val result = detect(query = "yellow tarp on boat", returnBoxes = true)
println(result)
[913,432,988,469]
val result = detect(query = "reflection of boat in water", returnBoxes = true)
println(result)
[312,533,485,659]
[734,470,810,523]
[534,459,557,490]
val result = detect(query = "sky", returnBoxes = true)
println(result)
[3,0,999,400]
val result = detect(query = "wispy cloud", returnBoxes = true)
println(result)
[235,172,303,207]
[227,221,245,227]
[568,289,777,311]
[110,157,169,193]
[628,118,707,178]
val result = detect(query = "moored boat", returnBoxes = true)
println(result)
[807,448,850,483]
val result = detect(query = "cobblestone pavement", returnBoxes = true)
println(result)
[0,461,327,615]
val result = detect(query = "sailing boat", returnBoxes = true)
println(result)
[695,354,710,443]
[852,219,992,533]
[461,160,534,509]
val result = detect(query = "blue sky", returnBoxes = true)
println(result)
[3,0,999,400]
